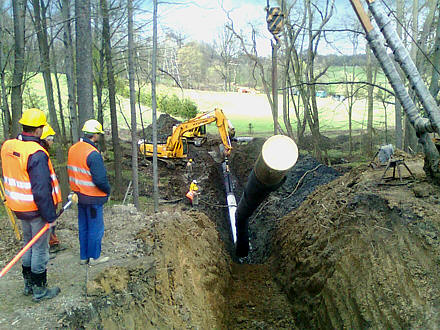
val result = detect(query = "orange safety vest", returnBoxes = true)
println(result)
[67,139,107,197]
[1,138,62,212]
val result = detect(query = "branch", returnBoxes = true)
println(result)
[284,81,395,96]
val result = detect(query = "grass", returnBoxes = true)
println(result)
[13,68,396,140]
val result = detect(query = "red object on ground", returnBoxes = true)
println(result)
[0,223,50,278]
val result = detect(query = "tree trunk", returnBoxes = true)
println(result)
[429,2,440,99]
[394,0,403,149]
[152,0,159,212]
[404,0,419,153]
[128,0,139,208]
[61,0,78,142]
[101,0,122,198]
[96,37,106,152]
[0,19,11,139]
[75,0,94,128]
[50,40,67,141]
[32,0,69,200]
[11,0,26,137]
[366,44,374,155]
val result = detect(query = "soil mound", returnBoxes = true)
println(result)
[271,159,440,328]
[141,113,181,143]
[65,210,232,329]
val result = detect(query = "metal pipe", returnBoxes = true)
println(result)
[221,161,238,243]
[235,135,298,257]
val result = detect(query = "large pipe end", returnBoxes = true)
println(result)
[255,135,298,186]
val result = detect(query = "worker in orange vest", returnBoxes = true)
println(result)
[67,119,110,266]
[41,124,61,252]
[186,179,199,206]
[1,108,61,301]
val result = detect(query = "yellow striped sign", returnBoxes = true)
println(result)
[266,7,284,36]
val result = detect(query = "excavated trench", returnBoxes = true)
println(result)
[62,115,440,328]
[61,131,345,328]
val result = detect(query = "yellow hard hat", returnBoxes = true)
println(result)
[189,159,192,162]
[41,124,56,140]
[19,108,47,127]
[82,119,104,134]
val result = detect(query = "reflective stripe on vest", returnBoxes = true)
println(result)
[1,139,62,212]
[67,139,107,197]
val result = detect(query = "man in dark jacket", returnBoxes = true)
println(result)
[1,108,61,301]
[67,119,111,266]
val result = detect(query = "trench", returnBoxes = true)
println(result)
[62,136,341,328]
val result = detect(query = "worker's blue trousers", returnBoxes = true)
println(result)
[77,204,104,260]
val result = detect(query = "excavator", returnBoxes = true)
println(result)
[182,111,235,146]
[139,108,234,159]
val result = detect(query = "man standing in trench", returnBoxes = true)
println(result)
[1,108,61,301]
[67,119,111,266]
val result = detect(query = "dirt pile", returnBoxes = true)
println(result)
[141,113,181,143]
[64,209,232,329]
[271,159,440,328]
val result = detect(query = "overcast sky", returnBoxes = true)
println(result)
[152,0,364,56]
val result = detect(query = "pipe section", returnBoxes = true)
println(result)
[235,135,298,257]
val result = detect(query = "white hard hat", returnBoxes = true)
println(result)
[192,180,197,184]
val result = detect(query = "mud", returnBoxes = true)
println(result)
[2,131,440,329]
[272,158,440,328]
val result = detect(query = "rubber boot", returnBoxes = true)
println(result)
[22,265,33,296]
[31,270,61,302]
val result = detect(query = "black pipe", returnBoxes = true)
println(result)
[235,135,298,257]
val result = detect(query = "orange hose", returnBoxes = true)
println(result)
[0,223,50,278]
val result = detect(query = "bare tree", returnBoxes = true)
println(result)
[76,0,94,127]
[213,25,239,92]
[404,0,419,153]
[11,0,26,137]
[100,0,122,198]
[128,0,139,208]
[429,2,440,99]
[60,0,78,141]
[366,43,374,155]
[31,0,69,199]
[0,14,11,139]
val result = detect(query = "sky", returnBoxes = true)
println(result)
[145,0,364,57]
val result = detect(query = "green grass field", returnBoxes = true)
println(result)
[16,70,396,139]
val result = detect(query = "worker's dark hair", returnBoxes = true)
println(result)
[84,133,95,139]
[41,139,49,151]
[22,124,44,133]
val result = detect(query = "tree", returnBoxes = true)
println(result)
[392,0,404,150]
[100,0,122,198]
[404,0,419,153]
[76,0,94,127]
[366,43,374,155]
[11,0,26,137]
[128,0,139,208]
[60,0,79,142]
[177,42,207,89]
[0,12,11,139]
[213,25,238,91]
[30,0,69,199]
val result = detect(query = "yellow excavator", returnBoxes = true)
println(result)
[139,108,234,159]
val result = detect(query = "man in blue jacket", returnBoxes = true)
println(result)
[1,108,61,301]
[67,119,111,266]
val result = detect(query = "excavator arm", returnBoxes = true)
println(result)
[139,108,234,158]
[167,108,233,155]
